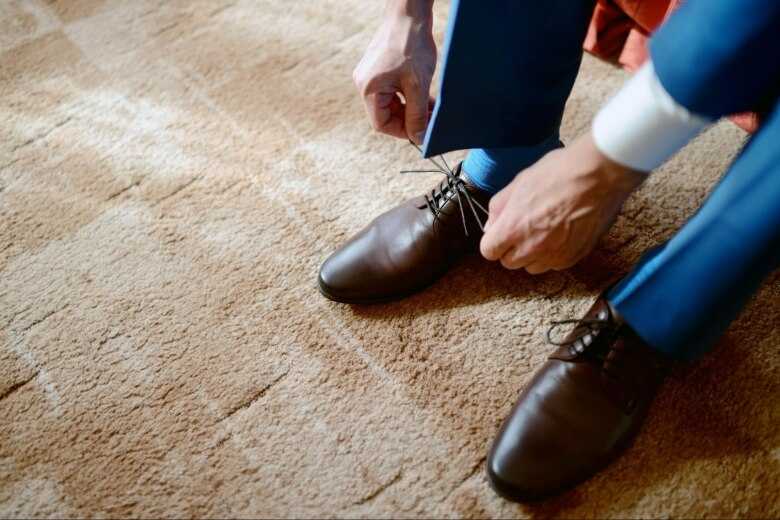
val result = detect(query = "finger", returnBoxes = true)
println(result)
[499,244,537,270]
[480,224,512,261]
[401,75,431,144]
[551,247,591,271]
[525,261,550,275]
[484,186,512,231]
[365,92,407,139]
[546,243,586,272]
[481,215,526,261]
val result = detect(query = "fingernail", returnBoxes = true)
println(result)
[415,131,425,144]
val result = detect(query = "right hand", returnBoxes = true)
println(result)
[353,6,437,144]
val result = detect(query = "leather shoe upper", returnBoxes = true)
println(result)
[318,163,490,303]
[487,295,670,501]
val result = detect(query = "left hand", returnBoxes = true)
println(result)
[479,131,646,274]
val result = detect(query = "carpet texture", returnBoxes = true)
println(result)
[1,1,778,518]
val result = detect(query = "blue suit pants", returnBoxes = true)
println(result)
[424,0,779,358]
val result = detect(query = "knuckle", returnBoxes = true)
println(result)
[488,197,500,212]
[506,225,524,245]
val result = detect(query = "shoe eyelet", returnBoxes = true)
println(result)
[574,339,585,354]
[597,310,608,321]
[582,334,593,346]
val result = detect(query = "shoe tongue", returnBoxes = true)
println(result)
[433,180,454,209]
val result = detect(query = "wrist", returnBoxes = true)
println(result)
[579,132,646,193]
[385,0,434,20]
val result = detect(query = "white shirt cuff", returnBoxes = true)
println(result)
[592,61,712,172]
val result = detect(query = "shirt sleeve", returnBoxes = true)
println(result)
[592,61,712,173]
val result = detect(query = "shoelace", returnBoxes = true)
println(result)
[546,311,642,412]
[400,141,488,237]
[546,313,613,354]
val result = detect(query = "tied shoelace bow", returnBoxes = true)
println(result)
[400,141,488,237]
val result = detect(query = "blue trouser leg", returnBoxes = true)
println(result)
[608,99,780,359]
[423,0,595,195]
[463,136,563,194]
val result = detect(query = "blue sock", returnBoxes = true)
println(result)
[462,134,563,194]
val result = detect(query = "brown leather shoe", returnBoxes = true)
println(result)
[487,294,670,502]
[318,162,490,304]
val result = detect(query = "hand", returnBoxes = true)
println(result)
[353,2,436,144]
[479,132,646,274]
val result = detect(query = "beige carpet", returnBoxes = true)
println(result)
[1,1,778,518]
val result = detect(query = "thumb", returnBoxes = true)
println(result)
[401,75,430,145]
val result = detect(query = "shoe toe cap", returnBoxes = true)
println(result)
[486,361,635,502]
[486,441,561,502]
[318,252,363,302]
[317,234,397,303]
